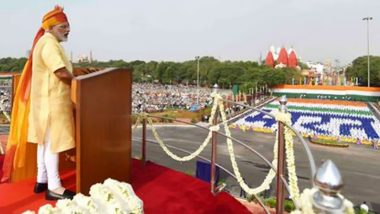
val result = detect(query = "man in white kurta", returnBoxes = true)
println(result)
[27,6,76,200]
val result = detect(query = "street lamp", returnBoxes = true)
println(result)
[195,56,200,105]
[362,17,373,87]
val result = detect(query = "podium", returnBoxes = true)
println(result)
[68,68,132,194]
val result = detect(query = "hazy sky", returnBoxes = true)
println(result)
[0,0,379,65]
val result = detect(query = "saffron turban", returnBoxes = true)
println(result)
[42,5,69,30]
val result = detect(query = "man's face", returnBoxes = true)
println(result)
[50,22,70,42]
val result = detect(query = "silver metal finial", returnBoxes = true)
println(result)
[314,160,343,193]
[312,160,344,212]
[279,95,287,113]
[213,83,219,93]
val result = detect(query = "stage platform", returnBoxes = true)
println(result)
[0,159,251,213]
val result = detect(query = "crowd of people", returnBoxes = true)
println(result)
[132,83,213,113]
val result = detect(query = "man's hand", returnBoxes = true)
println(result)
[73,67,100,76]
[54,67,74,85]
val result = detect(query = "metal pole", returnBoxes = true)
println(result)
[210,110,218,194]
[363,17,373,87]
[196,56,200,105]
[276,96,287,214]
[210,84,219,194]
[142,118,147,164]
[276,122,285,214]
[367,18,370,87]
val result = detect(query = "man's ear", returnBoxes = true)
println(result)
[47,26,54,32]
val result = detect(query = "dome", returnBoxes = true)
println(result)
[265,51,275,68]
[288,50,298,68]
[277,47,288,66]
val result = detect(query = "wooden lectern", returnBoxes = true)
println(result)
[69,68,132,194]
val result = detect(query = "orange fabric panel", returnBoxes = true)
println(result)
[273,84,380,92]
[2,60,37,183]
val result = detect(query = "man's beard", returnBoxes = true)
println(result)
[58,33,68,42]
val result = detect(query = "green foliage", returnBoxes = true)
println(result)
[0,56,302,88]
[284,199,296,212]
[354,206,376,214]
[4,54,380,89]
[310,137,349,148]
[346,55,380,86]
[264,197,276,208]
[261,197,296,212]
[298,61,309,70]
[0,57,27,72]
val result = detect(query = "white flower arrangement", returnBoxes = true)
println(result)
[25,179,143,214]
[89,183,127,214]
[22,211,36,214]
[38,204,59,214]
[291,188,354,214]
[72,193,98,213]
[103,179,144,214]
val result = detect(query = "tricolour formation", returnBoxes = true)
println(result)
[232,98,380,143]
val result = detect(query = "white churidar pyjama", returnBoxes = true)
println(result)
[36,128,62,190]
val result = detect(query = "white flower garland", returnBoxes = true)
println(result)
[214,93,300,201]
[130,92,221,162]
[291,188,354,214]
[147,117,213,161]
[213,93,278,195]
[276,112,300,201]
[131,112,146,132]
[133,93,300,201]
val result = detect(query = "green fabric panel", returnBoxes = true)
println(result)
[265,104,372,116]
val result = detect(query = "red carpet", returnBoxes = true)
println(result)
[0,159,250,213]
[0,155,4,183]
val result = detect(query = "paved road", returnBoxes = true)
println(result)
[132,125,380,210]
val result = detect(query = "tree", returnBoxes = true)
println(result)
[0,57,27,72]
[346,56,380,86]
[0,56,308,88]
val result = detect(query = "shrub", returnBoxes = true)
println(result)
[264,197,276,208]
[284,199,296,212]
[262,197,296,212]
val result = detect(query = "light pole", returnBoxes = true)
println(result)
[362,17,373,87]
[195,56,200,105]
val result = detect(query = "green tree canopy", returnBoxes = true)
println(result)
[0,56,303,89]
[346,56,380,86]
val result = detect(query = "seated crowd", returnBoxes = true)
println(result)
[132,83,213,113]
